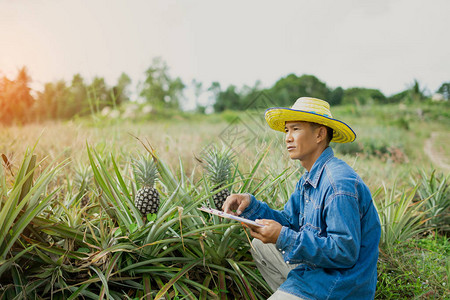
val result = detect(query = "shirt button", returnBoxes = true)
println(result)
[278,248,282,251]
[286,261,290,264]
[282,251,285,254]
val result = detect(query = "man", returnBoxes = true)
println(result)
[223,97,381,300]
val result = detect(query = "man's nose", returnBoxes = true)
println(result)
[285,132,292,143]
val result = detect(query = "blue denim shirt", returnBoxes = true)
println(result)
[242,147,381,299]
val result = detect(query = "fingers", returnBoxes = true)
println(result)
[255,219,269,226]
[236,194,250,215]
[245,222,262,231]
[249,219,282,244]
[249,227,264,241]
[221,194,233,213]
[248,220,264,240]
[222,195,236,214]
[249,228,271,244]
[222,193,250,215]
[222,200,230,214]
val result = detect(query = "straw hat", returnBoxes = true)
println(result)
[265,97,356,143]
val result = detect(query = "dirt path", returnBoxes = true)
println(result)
[424,132,450,171]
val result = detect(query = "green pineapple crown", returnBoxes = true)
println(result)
[74,165,93,191]
[133,155,158,188]
[201,146,235,186]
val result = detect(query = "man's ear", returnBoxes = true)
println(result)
[316,126,327,143]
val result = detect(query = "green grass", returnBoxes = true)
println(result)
[377,234,449,299]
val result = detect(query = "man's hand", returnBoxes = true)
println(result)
[246,219,282,244]
[222,193,251,215]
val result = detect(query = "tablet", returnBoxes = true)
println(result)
[198,206,265,227]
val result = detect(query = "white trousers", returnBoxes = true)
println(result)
[251,238,304,300]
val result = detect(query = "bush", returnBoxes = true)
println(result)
[413,170,450,233]
[355,127,408,163]
[373,183,429,248]
[390,116,410,130]
[333,141,363,155]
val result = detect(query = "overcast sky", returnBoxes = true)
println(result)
[1,0,449,107]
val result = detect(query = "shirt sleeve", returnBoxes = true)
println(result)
[241,188,301,231]
[275,193,361,269]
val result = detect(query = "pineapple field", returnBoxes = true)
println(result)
[0,102,449,299]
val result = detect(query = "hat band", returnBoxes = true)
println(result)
[307,110,331,118]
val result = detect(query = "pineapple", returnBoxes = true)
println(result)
[134,155,160,215]
[201,147,234,209]
[74,165,93,208]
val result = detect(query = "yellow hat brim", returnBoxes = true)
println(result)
[265,108,356,143]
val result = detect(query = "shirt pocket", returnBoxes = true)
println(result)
[304,190,325,235]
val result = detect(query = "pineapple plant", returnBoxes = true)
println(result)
[74,165,93,208]
[201,146,235,209]
[133,155,160,215]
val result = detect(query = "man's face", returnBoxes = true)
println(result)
[284,121,321,166]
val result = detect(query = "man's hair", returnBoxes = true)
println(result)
[310,122,333,145]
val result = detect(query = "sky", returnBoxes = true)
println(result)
[0,0,449,109]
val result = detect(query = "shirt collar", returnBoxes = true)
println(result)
[303,146,334,188]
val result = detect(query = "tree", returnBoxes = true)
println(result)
[87,77,110,113]
[268,74,330,106]
[409,79,426,102]
[388,90,409,103]
[68,74,88,118]
[436,82,450,100]
[0,67,34,124]
[140,57,185,109]
[34,80,69,120]
[240,80,263,110]
[342,87,386,105]
[111,72,131,106]
[328,87,344,106]
[213,85,241,112]
[191,79,204,113]
[207,81,222,113]
[388,79,427,103]
[34,74,124,121]
[208,82,221,97]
